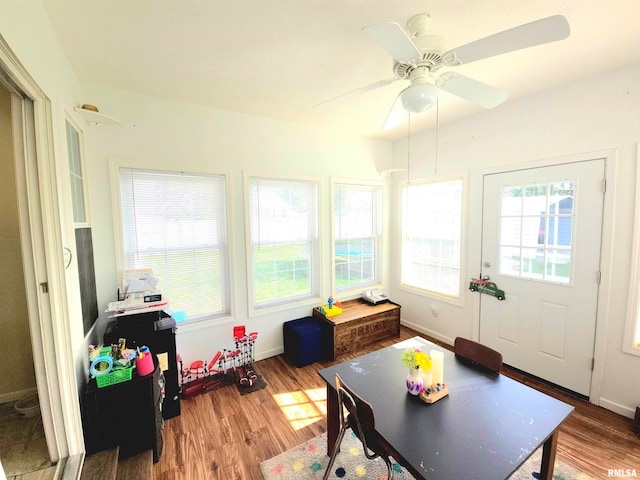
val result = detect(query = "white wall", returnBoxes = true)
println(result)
[78,84,392,366]
[390,63,640,417]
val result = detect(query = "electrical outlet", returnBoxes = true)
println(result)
[430,304,438,318]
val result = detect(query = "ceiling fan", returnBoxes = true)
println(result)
[319,14,570,130]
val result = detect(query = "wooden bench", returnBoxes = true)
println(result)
[313,298,401,360]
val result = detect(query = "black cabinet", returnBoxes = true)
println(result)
[82,357,163,462]
[104,310,180,419]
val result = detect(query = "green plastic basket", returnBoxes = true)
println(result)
[96,366,133,388]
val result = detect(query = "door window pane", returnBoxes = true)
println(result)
[500,186,522,215]
[499,246,521,275]
[523,184,547,215]
[498,180,574,284]
[546,249,572,282]
[499,217,521,245]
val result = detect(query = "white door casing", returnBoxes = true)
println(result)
[479,159,605,396]
[1,33,85,468]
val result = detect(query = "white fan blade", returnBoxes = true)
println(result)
[382,93,406,130]
[363,22,422,61]
[314,78,398,109]
[443,15,570,66]
[436,72,508,109]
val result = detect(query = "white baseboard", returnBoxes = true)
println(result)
[256,347,283,362]
[598,397,637,419]
[400,319,455,347]
[0,387,37,405]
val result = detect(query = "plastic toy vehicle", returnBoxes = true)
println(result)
[469,279,506,300]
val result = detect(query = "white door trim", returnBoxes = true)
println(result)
[0,34,84,462]
[468,150,618,404]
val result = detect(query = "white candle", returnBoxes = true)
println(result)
[430,350,444,386]
[421,370,433,389]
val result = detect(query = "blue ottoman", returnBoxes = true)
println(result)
[283,317,325,367]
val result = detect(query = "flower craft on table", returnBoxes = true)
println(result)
[401,348,432,371]
[402,348,433,395]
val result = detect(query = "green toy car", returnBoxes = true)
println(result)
[469,279,506,301]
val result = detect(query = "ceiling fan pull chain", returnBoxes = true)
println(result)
[434,99,439,175]
[407,112,411,184]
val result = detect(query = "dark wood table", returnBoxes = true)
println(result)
[318,337,574,480]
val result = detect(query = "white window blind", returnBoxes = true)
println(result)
[119,169,229,321]
[248,177,318,307]
[401,178,463,297]
[333,182,382,291]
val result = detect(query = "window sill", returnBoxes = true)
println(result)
[622,343,640,358]
[248,295,322,318]
[398,283,464,308]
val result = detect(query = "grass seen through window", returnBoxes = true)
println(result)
[253,242,311,303]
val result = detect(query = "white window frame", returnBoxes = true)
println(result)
[623,146,640,356]
[65,116,90,227]
[112,164,232,326]
[331,179,383,294]
[399,174,466,303]
[245,174,321,314]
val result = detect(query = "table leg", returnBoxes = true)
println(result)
[538,430,559,480]
[325,384,339,456]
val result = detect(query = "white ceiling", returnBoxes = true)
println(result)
[42,0,640,141]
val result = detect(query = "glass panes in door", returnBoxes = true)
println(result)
[498,181,574,284]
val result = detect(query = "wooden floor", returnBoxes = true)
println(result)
[153,327,640,479]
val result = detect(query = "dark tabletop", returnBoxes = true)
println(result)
[318,337,574,480]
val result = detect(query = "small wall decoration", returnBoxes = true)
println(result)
[469,278,506,301]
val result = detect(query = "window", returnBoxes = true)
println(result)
[118,169,229,322]
[624,149,640,355]
[66,118,98,335]
[498,182,574,284]
[333,181,382,291]
[66,119,87,224]
[248,177,319,309]
[401,178,463,298]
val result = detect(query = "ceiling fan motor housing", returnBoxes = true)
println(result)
[393,32,445,80]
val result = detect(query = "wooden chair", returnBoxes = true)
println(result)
[454,337,503,373]
[323,374,395,480]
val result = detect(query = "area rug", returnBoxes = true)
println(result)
[260,432,593,480]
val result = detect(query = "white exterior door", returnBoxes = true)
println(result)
[479,160,605,396]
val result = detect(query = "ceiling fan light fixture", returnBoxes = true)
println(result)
[401,82,438,113]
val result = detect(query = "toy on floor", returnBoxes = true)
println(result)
[234,326,258,387]
[178,326,259,398]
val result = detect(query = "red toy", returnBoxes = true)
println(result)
[178,326,259,398]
